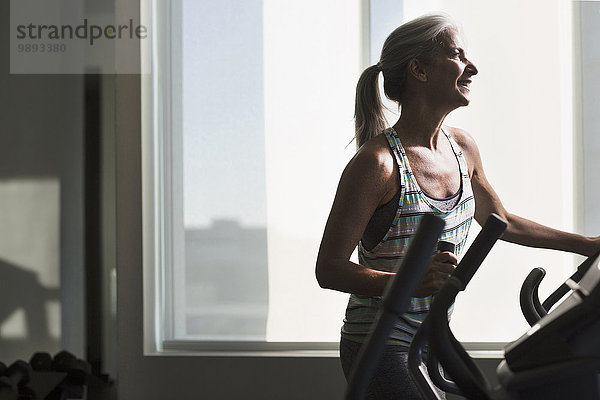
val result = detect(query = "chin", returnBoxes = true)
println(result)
[458,94,471,106]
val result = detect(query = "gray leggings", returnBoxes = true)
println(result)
[340,337,446,399]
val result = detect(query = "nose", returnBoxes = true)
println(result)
[466,58,478,76]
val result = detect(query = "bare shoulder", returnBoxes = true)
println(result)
[340,133,398,204]
[444,125,478,154]
[349,133,396,180]
[444,125,482,176]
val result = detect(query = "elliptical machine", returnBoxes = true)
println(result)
[409,216,600,399]
[345,213,508,399]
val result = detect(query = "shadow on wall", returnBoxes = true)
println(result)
[0,258,60,361]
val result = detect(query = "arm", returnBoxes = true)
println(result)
[499,215,596,256]
[454,128,599,257]
[315,142,396,297]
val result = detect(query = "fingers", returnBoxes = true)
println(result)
[432,251,458,266]
[413,252,457,298]
[430,252,457,274]
[430,261,456,275]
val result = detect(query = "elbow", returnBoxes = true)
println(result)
[315,258,335,290]
[476,209,511,228]
[315,263,328,289]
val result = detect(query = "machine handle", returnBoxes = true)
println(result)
[407,240,459,400]
[520,267,547,326]
[542,250,600,311]
[381,214,447,316]
[423,214,507,399]
[451,214,507,289]
[345,214,445,400]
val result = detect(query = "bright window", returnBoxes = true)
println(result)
[144,0,585,351]
[145,0,365,347]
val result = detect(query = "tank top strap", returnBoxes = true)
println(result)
[382,127,418,196]
[441,127,470,183]
[383,127,405,172]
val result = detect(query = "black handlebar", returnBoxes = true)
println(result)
[520,267,548,325]
[451,214,508,288]
[410,213,507,400]
[380,215,446,317]
[345,214,445,400]
[407,241,462,399]
[519,251,600,326]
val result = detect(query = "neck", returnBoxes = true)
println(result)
[392,101,451,150]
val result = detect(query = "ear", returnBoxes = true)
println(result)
[407,58,428,82]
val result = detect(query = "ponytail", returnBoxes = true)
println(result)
[354,64,386,149]
[353,13,458,150]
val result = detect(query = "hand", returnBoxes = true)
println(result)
[413,251,458,298]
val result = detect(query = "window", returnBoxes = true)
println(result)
[144,0,586,352]
[144,0,366,349]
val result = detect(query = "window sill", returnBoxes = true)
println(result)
[152,341,506,359]
[154,341,340,358]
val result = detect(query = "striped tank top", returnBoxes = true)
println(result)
[341,127,475,346]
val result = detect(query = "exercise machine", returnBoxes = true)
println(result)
[345,213,507,399]
[410,217,600,399]
[345,214,446,400]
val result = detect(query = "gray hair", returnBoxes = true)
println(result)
[354,13,459,148]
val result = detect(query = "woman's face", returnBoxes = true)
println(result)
[426,29,478,109]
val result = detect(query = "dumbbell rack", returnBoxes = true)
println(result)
[0,351,105,400]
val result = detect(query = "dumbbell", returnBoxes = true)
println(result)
[48,351,91,399]
[52,351,91,378]
[30,352,53,371]
[0,360,32,400]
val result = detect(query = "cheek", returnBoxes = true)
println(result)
[437,64,462,83]
[452,63,464,77]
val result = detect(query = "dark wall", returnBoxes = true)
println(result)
[0,0,85,361]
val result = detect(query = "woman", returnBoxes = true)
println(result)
[315,13,600,399]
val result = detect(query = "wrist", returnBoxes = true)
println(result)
[582,236,599,257]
